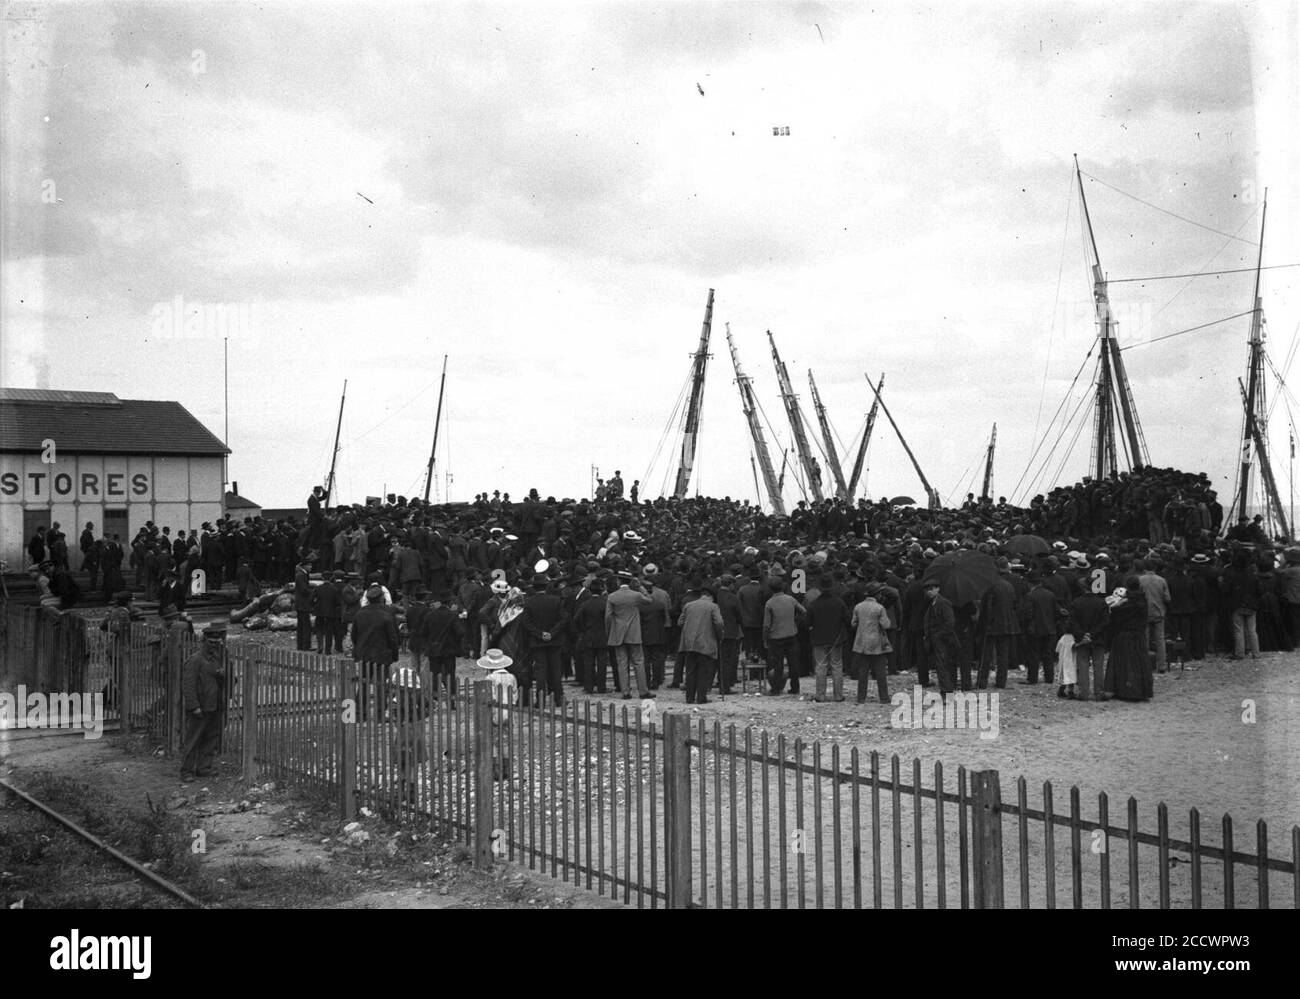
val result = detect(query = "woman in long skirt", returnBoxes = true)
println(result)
[1105,577,1153,701]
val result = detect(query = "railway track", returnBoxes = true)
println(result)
[0,777,207,909]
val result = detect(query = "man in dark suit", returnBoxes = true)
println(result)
[714,574,744,695]
[573,576,611,693]
[922,582,960,699]
[977,559,1020,689]
[313,572,344,655]
[1022,572,1061,685]
[293,560,314,651]
[737,572,765,664]
[352,585,400,720]
[522,575,569,707]
[639,568,672,690]
[422,591,462,701]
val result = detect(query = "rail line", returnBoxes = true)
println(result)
[0,777,207,909]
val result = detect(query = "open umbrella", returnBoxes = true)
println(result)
[890,495,917,506]
[921,550,1000,606]
[1003,534,1050,558]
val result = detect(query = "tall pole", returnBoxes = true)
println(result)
[768,330,824,503]
[423,355,448,504]
[727,325,786,516]
[325,379,347,510]
[1238,192,1269,523]
[1077,154,1147,477]
[750,454,762,512]
[981,423,997,502]
[808,369,849,499]
[865,374,939,509]
[673,289,714,499]
[223,336,229,492]
[847,374,883,500]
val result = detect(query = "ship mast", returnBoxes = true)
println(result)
[324,379,347,510]
[1077,154,1148,479]
[673,288,714,498]
[768,330,824,503]
[727,325,786,516]
[422,355,448,503]
[980,423,997,502]
[1236,192,1289,539]
[847,374,883,501]
[808,369,849,500]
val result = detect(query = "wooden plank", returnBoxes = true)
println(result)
[972,770,1004,909]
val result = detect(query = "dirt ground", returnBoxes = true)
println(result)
[4,619,1296,908]
[0,733,621,910]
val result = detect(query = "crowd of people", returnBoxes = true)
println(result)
[24,464,1298,716]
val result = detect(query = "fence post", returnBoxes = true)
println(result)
[119,633,133,735]
[242,651,258,783]
[473,681,494,869]
[663,712,693,908]
[338,658,357,821]
[972,769,1005,909]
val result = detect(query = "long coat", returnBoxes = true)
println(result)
[605,585,651,646]
[678,595,723,658]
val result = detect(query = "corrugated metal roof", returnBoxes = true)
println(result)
[0,391,229,456]
[0,388,121,406]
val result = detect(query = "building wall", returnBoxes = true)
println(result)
[0,453,223,568]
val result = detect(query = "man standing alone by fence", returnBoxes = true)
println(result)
[180,624,227,782]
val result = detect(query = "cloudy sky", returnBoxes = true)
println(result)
[3,1,1297,512]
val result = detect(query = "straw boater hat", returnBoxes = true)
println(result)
[476,649,513,671]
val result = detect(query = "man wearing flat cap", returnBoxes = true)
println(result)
[180,624,227,782]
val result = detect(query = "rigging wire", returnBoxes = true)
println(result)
[641,369,693,497]
[1126,209,1260,344]
[341,381,437,450]
[1119,310,1256,352]
[1020,377,1097,505]
[1080,171,1260,247]
[1010,338,1098,503]
[1109,262,1298,284]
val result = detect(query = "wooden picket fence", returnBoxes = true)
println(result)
[2,603,1297,908]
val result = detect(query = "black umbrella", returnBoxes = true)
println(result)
[890,495,917,507]
[921,550,1000,606]
[1003,534,1051,558]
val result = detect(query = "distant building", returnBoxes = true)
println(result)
[224,483,262,521]
[0,388,228,568]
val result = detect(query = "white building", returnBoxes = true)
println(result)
[0,388,228,567]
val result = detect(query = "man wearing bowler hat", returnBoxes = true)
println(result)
[523,574,568,707]
[678,580,724,704]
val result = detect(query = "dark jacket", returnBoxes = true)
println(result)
[351,604,400,663]
[573,592,608,649]
[313,580,343,620]
[182,646,225,713]
[715,587,744,641]
[1023,584,1060,637]
[522,590,568,647]
[1068,593,1110,645]
[422,604,462,658]
[979,576,1021,636]
[808,591,851,647]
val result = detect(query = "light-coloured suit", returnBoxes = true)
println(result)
[606,585,652,696]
